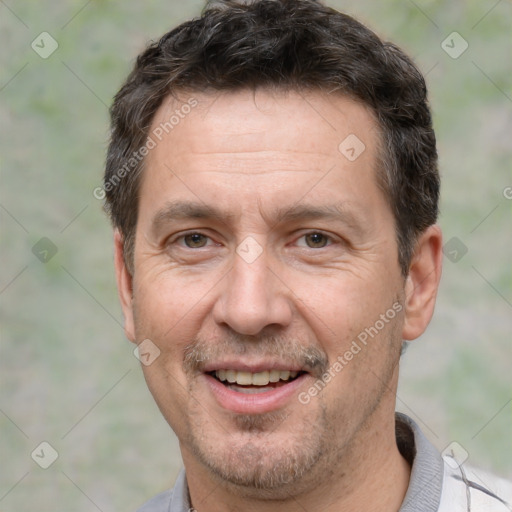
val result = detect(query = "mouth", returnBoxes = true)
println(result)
[203,366,309,414]
[208,369,305,394]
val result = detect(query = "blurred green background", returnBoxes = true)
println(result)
[1,0,511,510]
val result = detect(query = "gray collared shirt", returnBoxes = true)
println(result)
[136,413,447,511]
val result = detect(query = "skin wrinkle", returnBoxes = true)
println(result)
[106,5,440,279]
[179,315,402,495]
[115,89,442,512]
[182,335,329,379]
[103,3,445,509]
[148,200,368,243]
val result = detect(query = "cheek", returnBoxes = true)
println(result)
[291,271,389,339]
[140,358,194,440]
[132,268,208,340]
[131,277,199,407]
[132,274,203,426]
[289,268,403,392]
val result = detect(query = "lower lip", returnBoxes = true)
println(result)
[203,373,308,414]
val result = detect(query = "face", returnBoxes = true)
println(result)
[115,89,440,498]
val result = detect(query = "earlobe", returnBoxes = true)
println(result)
[113,229,136,343]
[402,225,443,341]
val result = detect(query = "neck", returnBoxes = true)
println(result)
[183,409,411,512]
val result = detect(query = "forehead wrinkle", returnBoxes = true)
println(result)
[172,152,336,175]
[149,199,366,238]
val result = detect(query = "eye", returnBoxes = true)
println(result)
[165,230,223,262]
[297,232,332,249]
[179,232,211,248]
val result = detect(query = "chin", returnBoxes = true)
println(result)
[198,442,322,497]
[184,406,330,497]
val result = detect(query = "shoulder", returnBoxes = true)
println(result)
[136,489,173,512]
[439,455,512,512]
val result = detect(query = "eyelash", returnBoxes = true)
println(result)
[174,232,216,248]
[170,231,337,249]
[295,231,335,248]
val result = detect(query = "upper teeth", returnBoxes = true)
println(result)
[215,370,299,386]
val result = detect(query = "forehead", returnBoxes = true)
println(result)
[150,88,378,158]
[139,88,386,226]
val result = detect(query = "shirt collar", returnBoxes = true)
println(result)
[167,412,444,512]
[396,412,444,512]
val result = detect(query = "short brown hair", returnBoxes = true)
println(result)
[104,0,439,276]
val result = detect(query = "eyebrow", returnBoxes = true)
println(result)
[273,203,362,229]
[150,201,234,235]
[150,200,364,235]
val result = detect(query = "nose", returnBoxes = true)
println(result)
[213,248,293,336]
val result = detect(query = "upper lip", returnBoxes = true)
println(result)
[201,360,307,374]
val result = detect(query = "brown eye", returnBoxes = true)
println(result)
[183,233,208,248]
[304,233,329,248]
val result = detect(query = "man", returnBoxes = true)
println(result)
[103,1,511,510]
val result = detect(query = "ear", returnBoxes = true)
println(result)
[113,229,136,343]
[402,225,443,341]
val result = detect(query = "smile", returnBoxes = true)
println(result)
[211,369,301,393]
[204,367,308,413]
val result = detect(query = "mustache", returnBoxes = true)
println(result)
[183,333,329,378]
